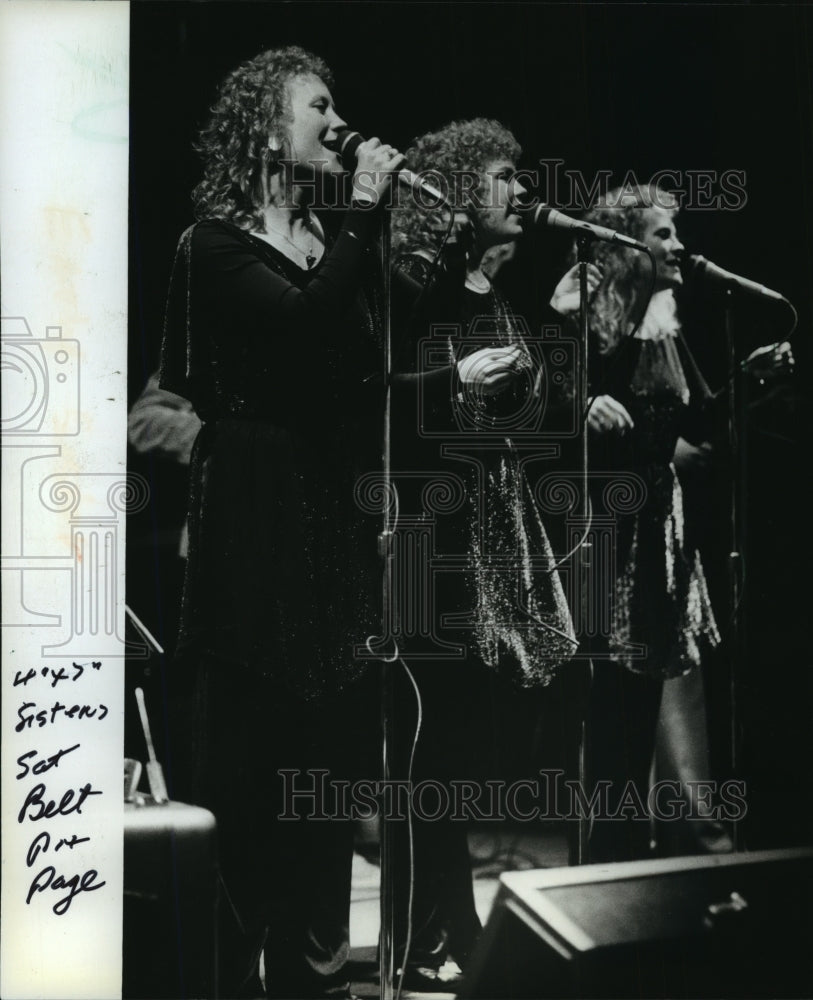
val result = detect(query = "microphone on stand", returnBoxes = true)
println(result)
[514,202,649,252]
[683,254,787,302]
[325,128,448,206]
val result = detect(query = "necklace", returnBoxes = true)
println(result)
[264,214,317,269]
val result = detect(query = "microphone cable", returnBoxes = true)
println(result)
[393,656,423,1000]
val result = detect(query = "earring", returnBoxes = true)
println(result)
[262,145,281,179]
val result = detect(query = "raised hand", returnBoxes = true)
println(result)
[457,345,528,397]
[742,341,795,384]
[549,263,603,316]
[351,137,406,206]
[586,394,634,435]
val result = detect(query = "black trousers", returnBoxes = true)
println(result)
[169,658,378,999]
[389,658,568,970]
[587,659,663,863]
[389,660,484,971]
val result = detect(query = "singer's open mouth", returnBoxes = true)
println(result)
[321,132,342,152]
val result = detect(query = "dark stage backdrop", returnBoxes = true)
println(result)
[128,1,813,848]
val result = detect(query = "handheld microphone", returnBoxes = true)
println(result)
[683,254,786,302]
[325,128,447,206]
[516,203,649,252]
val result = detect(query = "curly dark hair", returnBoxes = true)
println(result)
[191,46,333,231]
[391,118,521,256]
[576,183,679,354]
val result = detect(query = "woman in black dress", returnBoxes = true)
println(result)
[549,182,794,862]
[160,46,403,998]
[387,118,578,989]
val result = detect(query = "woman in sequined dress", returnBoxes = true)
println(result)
[387,118,578,989]
[550,183,794,861]
[159,46,403,998]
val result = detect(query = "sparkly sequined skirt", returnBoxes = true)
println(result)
[607,462,720,679]
[466,452,577,687]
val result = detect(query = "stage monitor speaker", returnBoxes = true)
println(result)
[123,797,218,999]
[461,847,813,999]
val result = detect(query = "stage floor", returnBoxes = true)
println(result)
[347,822,569,999]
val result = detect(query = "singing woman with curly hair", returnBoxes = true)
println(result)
[160,46,403,998]
[387,119,579,989]
[392,118,578,683]
[549,183,793,862]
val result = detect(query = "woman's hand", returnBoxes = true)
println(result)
[351,138,406,206]
[587,395,634,435]
[549,263,603,316]
[457,345,529,397]
[742,341,795,384]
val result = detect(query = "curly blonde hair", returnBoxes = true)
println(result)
[577,183,679,354]
[391,118,521,256]
[191,46,333,231]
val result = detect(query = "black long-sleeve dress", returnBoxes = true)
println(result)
[584,290,722,862]
[392,251,576,681]
[160,208,385,998]
[585,294,721,677]
[387,249,576,975]
[161,211,386,699]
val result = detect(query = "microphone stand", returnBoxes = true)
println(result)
[378,214,396,1000]
[725,289,744,852]
[574,235,594,865]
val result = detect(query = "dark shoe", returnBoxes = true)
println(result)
[396,963,464,993]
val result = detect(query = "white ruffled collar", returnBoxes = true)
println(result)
[635,289,681,341]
